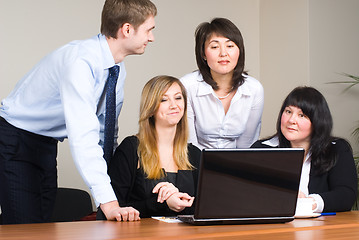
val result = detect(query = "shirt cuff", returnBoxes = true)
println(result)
[309,193,324,213]
[90,183,117,207]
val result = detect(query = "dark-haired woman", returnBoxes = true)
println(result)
[252,86,357,213]
[180,18,264,149]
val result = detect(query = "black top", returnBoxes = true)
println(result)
[251,138,358,212]
[98,136,201,219]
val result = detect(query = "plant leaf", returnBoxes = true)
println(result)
[327,73,359,93]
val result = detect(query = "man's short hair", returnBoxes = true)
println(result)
[101,0,157,38]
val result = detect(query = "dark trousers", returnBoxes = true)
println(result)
[0,117,58,224]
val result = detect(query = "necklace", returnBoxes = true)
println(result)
[217,87,234,99]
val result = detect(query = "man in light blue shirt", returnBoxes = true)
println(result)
[0,0,156,224]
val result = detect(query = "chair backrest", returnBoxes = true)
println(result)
[51,187,93,222]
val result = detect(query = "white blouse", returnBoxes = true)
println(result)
[180,71,264,149]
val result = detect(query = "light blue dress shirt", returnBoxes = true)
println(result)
[0,34,125,206]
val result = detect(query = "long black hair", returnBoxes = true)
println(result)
[195,18,246,91]
[276,86,340,175]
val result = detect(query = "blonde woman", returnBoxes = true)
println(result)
[98,75,201,219]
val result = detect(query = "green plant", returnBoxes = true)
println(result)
[330,73,359,210]
[332,73,359,146]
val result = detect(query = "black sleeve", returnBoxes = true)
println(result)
[128,192,169,218]
[181,144,201,215]
[108,136,169,217]
[188,143,201,194]
[96,136,138,220]
[108,136,139,205]
[315,139,358,212]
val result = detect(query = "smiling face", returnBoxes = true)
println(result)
[154,82,185,128]
[280,105,312,148]
[204,34,240,78]
[128,15,155,55]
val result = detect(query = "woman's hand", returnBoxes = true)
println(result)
[152,182,179,203]
[166,192,194,212]
[297,191,317,210]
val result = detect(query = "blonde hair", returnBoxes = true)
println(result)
[138,75,192,179]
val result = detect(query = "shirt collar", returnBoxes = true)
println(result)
[262,136,279,147]
[197,75,213,97]
[304,152,312,163]
[235,76,252,96]
[98,34,117,70]
[196,73,253,98]
[263,136,312,162]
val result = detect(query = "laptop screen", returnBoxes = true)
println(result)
[194,148,304,219]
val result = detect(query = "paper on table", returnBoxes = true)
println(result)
[152,216,182,223]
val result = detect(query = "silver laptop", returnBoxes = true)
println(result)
[178,148,304,225]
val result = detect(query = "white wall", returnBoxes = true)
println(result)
[309,0,359,148]
[259,0,359,152]
[1,0,358,208]
[259,0,310,137]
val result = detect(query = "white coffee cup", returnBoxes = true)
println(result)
[295,198,314,216]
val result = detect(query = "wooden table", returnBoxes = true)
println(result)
[1,212,359,239]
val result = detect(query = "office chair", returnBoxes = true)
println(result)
[0,188,94,224]
[51,187,94,222]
